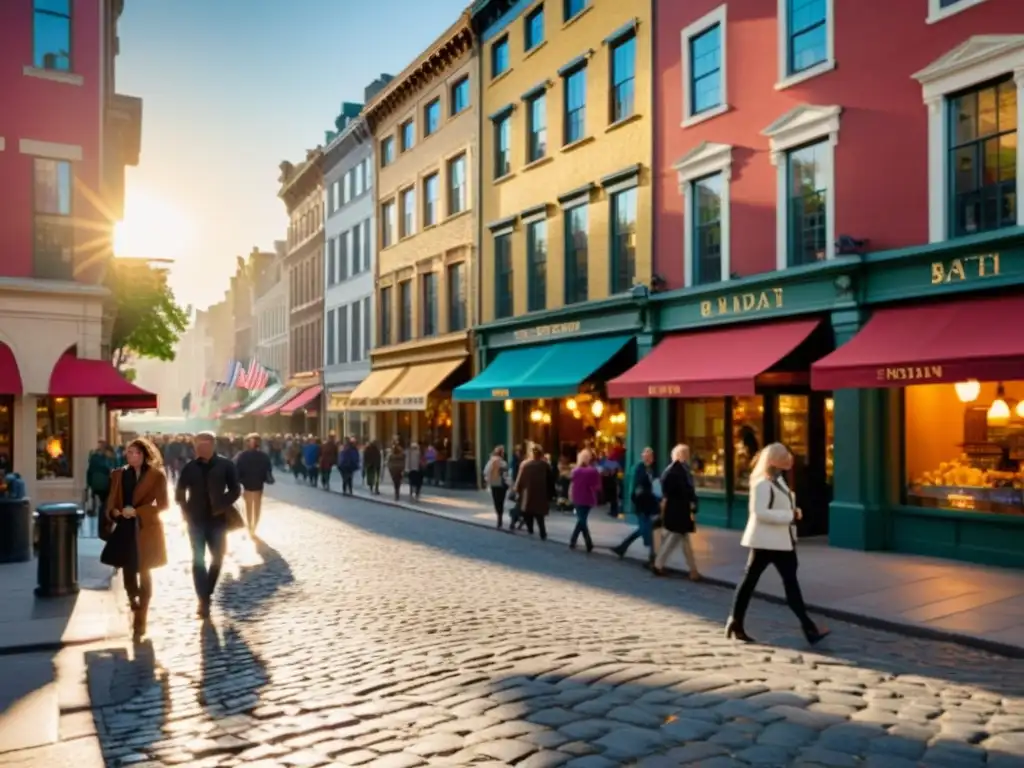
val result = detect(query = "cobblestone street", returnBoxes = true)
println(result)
[78,483,1024,768]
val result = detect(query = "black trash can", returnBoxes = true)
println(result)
[0,497,33,563]
[34,503,84,597]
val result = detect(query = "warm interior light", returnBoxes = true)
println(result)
[1016,400,1024,420]
[954,380,981,403]
[591,400,604,418]
[541,413,551,424]
[503,399,513,413]
[530,409,543,423]
[825,397,834,413]
[566,398,577,412]
[988,382,1011,426]
[572,409,581,419]
[46,438,63,459]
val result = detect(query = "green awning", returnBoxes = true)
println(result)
[239,384,283,415]
[454,335,633,401]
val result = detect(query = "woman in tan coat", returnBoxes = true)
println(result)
[513,444,551,540]
[100,438,169,640]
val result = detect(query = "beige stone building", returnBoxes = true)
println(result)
[351,10,478,480]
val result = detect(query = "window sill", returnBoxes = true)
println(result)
[444,208,473,225]
[494,171,516,185]
[23,66,84,86]
[681,103,728,128]
[607,112,643,133]
[522,155,553,172]
[927,0,988,23]
[524,40,548,61]
[562,4,593,30]
[489,69,513,88]
[38,477,75,484]
[775,59,836,91]
[560,135,595,154]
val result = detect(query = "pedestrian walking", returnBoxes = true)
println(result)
[86,441,115,538]
[303,437,321,487]
[406,442,424,500]
[387,442,406,500]
[235,433,273,536]
[652,444,701,580]
[363,440,382,494]
[338,437,360,495]
[482,446,509,528]
[320,435,339,491]
[513,444,550,540]
[175,431,242,620]
[611,447,660,562]
[569,449,601,552]
[725,442,830,645]
[100,438,169,641]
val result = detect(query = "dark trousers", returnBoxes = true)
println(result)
[524,514,547,540]
[570,505,593,550]
[490,485,507,526]
[408,469,423,498]
[390,470,403,499]
[730,548,816,633]
[306,466,318,486]
[365,466,380,493]
[341,470,354,494]
[320,468,332,489]
[187,520,227,603]
[123,565,152,608]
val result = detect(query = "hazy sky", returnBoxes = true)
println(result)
[114,0,468,312]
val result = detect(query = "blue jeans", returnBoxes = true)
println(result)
[571,505,593,550]
[188,519,227,602]
[616,514,655,558]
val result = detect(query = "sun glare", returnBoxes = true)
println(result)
[114,189,191,260]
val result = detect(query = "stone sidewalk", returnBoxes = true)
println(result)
[297,475,1024,658]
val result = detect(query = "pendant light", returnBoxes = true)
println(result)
[954,380,981,403]
[987,382,1011,427]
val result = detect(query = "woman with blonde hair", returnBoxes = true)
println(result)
[568,448,601,552]
[100,437,169,641]
[725,442,828,645]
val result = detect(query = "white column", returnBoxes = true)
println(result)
[772,150,788,270]
[1016,68,1024,228]
[926,95,947,242]
[681,182,693,287]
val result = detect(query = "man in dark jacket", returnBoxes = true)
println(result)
[235,433,273,536]
[337,438,360,495]
[176,431,241,619]
[612,447,660,563]
[363,440,382,495]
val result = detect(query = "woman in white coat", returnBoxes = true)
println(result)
[725,442,829,645]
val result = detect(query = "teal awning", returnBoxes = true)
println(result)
[454,335,633,401]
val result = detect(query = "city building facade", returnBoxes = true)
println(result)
[253,241,289,384]
[322,100,376,441]
[0,0,151,502]
[355,11,478,483]
[456,0,653,479]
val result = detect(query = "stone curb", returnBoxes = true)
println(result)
[321,486,1024,661]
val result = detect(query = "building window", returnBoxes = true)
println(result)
[527,93,547,162]
[400,120,415,152]
[492,36,510,79]
[787,141,829,266]
[363,296,371,353]
[362,219,371,270]
[37,397,72,480]
[494,234,514,319]
[563,66,587,145]
[423,173,439,227]
[421,272,438,337]
[451,76,470,115]
[610,33,636,124]
[351,224,361,273]
[326,309,336,365]
[327,237,337,285]
[448,153,467,215]
[526,219,547,312]
[34,0,72,72]
[344,170,353,204]
[564,204,588,305]
[949,78,1017,238]
[494,114,511,178]
[927,0,989,23]
[777,0,834,88]
[380,286,392,346]
[525,5,545,51]
[351,301,362,361]
[693,174,723,285]
[610,187,637,293]
[33,158,74,280]
[355,161,365,196]
[380,136,395,167]
[381,200,396,247]
[448,262,466,332]
[564,0,587,22]
[398,280,412,342]
[677,399,726,490]
[338,306,348,363]
[400,187,416,238]
[339,231,350,281]
[689,21,722,118]
[733,396,763,492]
[424,99,441,137]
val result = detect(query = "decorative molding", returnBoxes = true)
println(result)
[600,163,641,193]
[488,102,515,122]
[487,214,518,234]
[603,18,638,47]
[680,4,729,128]
[557,49,594,77]
[22,66,84,86]
[775,0,835,91]
[761,104,842,164]
[673,142,732,186]
[556,182,595,209]
[927,0,988,24]
[18,139,83,161]
[519,203,549,222]
[520,79,551,101]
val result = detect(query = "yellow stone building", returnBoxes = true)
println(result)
[353,10,479,483]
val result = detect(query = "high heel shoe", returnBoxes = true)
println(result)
[724,618,755,643]
[804,625,831,645]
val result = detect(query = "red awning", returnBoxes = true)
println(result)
[49,352,157,410]
[0,343,23,395]
[257,388,297,416]
[280,385,323,415]
[608,319,821,399]
[812,294,1024,390]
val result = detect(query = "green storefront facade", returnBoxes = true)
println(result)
[460,226,1024,569]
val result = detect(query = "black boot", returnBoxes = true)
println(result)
[725,617,755,643]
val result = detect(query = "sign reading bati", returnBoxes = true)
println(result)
[930,253,1000,284]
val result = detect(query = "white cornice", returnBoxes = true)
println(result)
[762,104,842,164]
[913,35,1024,102]
[673,141,733,187]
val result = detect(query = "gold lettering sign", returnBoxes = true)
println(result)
[647,384,681,396]
[514,321,582,341]
[491,388,510,397]
[930,253,1000,285]
[876,365,944,382]
[701,287,784,318]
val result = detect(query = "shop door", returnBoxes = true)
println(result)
[775,394,831,537]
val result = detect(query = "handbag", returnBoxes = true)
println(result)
[224,504,246,532]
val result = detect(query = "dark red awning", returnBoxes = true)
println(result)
[280,385,323,415]
[608,319,821,399]
[812,294,1024,390]
[49,353,157,410]
[0,343,23,395]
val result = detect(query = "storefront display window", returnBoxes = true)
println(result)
[678,399,725,490]
[825,397,834,485]
[778,394,809,478]
[905,381,1024,516]
[417,397,453,457]
[0,396,12,472]
[37,396,73,479]
[346,411,371,446]
[732,396,763,492]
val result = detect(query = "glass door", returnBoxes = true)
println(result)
[774,393,831,537]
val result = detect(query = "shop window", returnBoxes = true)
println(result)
[906,381,1024,515]
[37,396,73,480]
[778,393,809,476]
[678,399,726,490]
[0,396,12,473]
[732,396,763,492]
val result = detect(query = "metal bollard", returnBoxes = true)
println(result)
[34,503,84,597]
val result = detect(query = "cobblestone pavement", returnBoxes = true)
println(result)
[82,482,1024,768]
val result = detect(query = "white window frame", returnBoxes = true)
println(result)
[761,104,841,270]
[776,0,835,91]
[681,4,729,128]
[927,0,988,24]
[673,141,732,287]
[912,35,1024,242]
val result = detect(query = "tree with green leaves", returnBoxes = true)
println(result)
[107,258,189,372]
